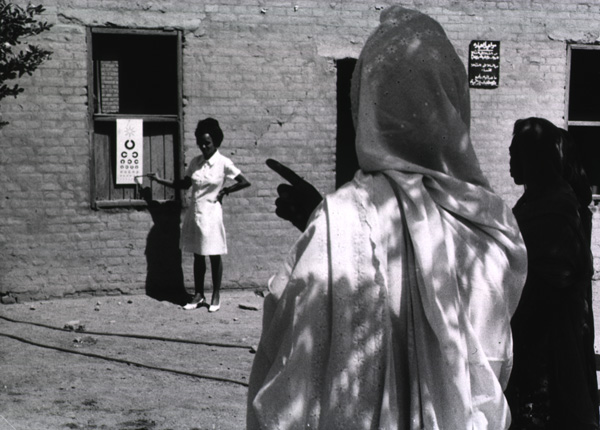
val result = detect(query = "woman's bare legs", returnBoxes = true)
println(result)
[209,255,222,311]
[191,253,207,304]
[187,254,221,311]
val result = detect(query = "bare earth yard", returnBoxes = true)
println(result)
[3,284,600,430]
[0,290,264,430]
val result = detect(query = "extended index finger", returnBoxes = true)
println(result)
[266,158,305,186]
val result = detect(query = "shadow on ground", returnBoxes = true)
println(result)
[142,188,190,306]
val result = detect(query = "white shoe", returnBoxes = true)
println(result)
[182,297,205,310]
[208,304,220,313]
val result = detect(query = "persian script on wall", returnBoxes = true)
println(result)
[469,40,500,89]
[116,119,143,185]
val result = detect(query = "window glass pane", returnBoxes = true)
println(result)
[569,49,600,121]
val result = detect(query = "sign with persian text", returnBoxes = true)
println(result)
[116,119,143,184]
[469,40,500,89]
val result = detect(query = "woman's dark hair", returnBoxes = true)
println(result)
[512,117,562,184]
[195,117,224,147]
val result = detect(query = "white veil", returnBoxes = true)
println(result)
[248,7,527,429]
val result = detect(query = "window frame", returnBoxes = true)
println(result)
[86,27,184,209]
[565,43,600,201]
[565,44,600,128]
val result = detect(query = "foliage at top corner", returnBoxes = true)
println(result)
[0,0,53,128]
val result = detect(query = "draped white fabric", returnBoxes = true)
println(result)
[248,6,527,429]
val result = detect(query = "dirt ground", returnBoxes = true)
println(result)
[3,285,600,430]
[0,289,265,430]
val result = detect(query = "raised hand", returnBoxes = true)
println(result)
[266,158,323,232]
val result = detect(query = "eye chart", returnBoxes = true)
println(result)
[116,118,143,184]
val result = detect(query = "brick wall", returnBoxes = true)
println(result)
[1,0,600,302]
[99,60,119,113]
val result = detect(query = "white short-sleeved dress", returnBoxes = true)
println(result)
[180,150,241,256]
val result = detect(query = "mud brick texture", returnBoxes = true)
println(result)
[2,1,600,304]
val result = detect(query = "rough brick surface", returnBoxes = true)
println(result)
[2,0,600,304]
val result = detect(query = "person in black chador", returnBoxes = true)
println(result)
[559,128,593,246]
[506,117,598,430]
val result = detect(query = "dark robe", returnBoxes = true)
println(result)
[506,178,598,430]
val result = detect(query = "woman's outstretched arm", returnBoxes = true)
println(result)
[147,173,192,190]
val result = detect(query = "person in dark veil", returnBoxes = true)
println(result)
[559,128,593,246]
[559,127,598,423]
[248,6,527,429]
[506,117,598,430]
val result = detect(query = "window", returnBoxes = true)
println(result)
[566,45,600,196]
[336,58,358,189]
[87,28,183,208]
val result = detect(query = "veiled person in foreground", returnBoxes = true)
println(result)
[248,6,528,429]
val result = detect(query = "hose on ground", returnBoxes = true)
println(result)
[0,331,250,388]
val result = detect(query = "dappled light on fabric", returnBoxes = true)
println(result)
[248,6,526,429]
[249,177,397,429]
[248,172,525,428]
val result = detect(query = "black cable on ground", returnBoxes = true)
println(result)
[0,315,254,351]
[0,331,249,388]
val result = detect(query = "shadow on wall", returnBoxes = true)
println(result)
[140,187,189,306]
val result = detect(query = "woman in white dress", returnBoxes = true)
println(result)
[248,6,527,429]
[150,118,250,312]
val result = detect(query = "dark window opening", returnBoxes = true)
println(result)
[568,49,600,122]
[566,46,600,196]
[336,58,358,189]
[93,33,178,115]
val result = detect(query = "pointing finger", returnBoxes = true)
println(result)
[266,158,305,186]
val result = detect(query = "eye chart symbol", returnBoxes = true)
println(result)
[116,119,143,185]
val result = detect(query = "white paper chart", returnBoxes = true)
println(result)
[116,119,143,185]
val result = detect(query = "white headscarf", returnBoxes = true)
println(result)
[347,7,527,427]
[248,6,527,429]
